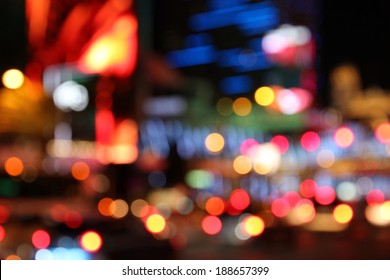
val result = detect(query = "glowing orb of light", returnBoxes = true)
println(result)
[80,231,103,253]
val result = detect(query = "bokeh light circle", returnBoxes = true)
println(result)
[145,214,166,234]
[32,230,51,249]
[80,231,103,253]
[333,204,354,224]
[2,69,24,89]
[241,215,265,237]
[201,215,222,235]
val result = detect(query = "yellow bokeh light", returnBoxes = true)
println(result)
[333,204,353,224]
[110,199,129,219]
[80,231,102,253]
[233,155,252,175]
[2,69,24,89]
[380,201,390,220]
[232,97,252,116]
[205,133,225,154]
[4,157,24,176]
[242,216,265,237]
[146,214,166,234]
[254,86,275,106]
[252,161,272,175]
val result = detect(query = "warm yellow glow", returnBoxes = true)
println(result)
[233,155,252,174]
[110,199,129,219]
[80,231,103,253]
[296,203,315,220]
[4,157,24,176]
[380,201,390,220]
[79,15,137,77]
[242,216,265,236]
[333,204,353,224]
[254,86,275,106]
[233,97,252,116]
[251,143,281,175]
[205,133,225,154]
[2,69,24,89]
[252,161,272,175]
[146,214,166,234]
[365,205,390,227]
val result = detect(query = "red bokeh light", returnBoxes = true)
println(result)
[229,189,250,211]
[201,216,222,235]
[271,135,290,154]
[300,131,321,151]
[366,189,385,205]
[271,198,290,218]
[315,186,336,205]
[32,230,50,249]
[0,225,5,242]
[300,179,318,198]
[64,211,83,229]
[0,205,10,224]
[283,191,301,207]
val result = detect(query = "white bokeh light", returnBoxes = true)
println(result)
[53,81,89,112]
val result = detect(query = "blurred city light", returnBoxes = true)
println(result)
[80,231,103,253]
[2,69,25,89]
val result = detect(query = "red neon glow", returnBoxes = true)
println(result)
[271,198,290,218]
[334,126,354,148]
[271,135,289,154]
[95,109,115,145]
[78,14,138,77]
[201,216,222,235]
[366,189,385,205]
[32,230,50,249]
[301,131,321,152]
[229,189,250,211]
[314,186,336,205]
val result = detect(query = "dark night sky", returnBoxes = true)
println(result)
[321,1,390,88]
[1,0,390,105]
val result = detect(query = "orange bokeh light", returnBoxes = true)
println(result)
[205,197,225,216]
[4,157,24,176]
[98,198,114,217]
[334,127,354,148]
